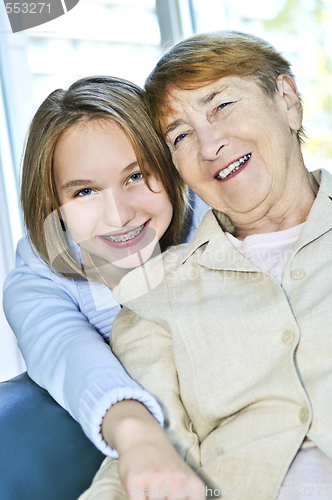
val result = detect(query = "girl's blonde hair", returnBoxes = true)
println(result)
[145,31,305,143]
[21,76,188,278]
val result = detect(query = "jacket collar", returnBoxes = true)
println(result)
[179,210,257,272]
[294,168,332,253]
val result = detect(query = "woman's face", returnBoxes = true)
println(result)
[53,119,173,271]
[162,75,303,228]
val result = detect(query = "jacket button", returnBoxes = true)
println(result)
[281,330,295,345]
[291,268,306,280]
[299,407,310,424]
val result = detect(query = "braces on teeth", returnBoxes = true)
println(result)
[104,223,145,242]
[216,153,251,179]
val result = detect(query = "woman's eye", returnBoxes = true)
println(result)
[76,188,93,197]
[174,133,187,146]
[127,172,143,184]
[217,102,232,112]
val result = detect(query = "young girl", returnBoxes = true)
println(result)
[3,76,207,497]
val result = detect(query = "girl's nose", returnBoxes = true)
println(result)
[101,188,135,229]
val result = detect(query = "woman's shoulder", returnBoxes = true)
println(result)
[112,242,186,306]
[163,241,189,266]
[113,209,219,306]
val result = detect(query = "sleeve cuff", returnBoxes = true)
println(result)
[78,376,164,457]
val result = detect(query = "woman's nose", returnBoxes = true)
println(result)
[197,124,227,161]
[101,188,135,228]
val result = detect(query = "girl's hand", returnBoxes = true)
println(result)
[118,438,206,499]
[102,400,206,499]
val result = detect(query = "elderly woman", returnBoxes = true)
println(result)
[81,32,332,499]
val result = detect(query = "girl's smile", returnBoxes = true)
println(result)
[97,220,154,249]
[53,119,173,286]
[100,222,146,243]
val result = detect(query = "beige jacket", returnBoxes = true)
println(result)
[111,169,332,498]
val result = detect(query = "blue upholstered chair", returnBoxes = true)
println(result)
[0,372,105,500]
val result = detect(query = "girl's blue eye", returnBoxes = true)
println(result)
[77,188,93,197]
[127,172,143,183]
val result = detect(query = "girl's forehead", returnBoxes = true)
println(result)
[57,119,124,151]
[68,117,120,135]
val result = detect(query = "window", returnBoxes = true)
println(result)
[26,0,161,106]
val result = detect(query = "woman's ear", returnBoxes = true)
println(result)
[276,74,303,132]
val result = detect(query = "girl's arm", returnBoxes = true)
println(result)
[102,400,206,499]
[2,236,163,456]
[110,308,201,471]
[80,307,206,499]
[4,237,206,497]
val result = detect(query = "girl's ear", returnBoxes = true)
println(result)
[276,74,303,132]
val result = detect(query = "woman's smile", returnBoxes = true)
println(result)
[215,153,252,180]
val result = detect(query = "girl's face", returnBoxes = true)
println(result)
[53,119,173,276]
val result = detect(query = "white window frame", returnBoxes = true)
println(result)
[155,0,195,48]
